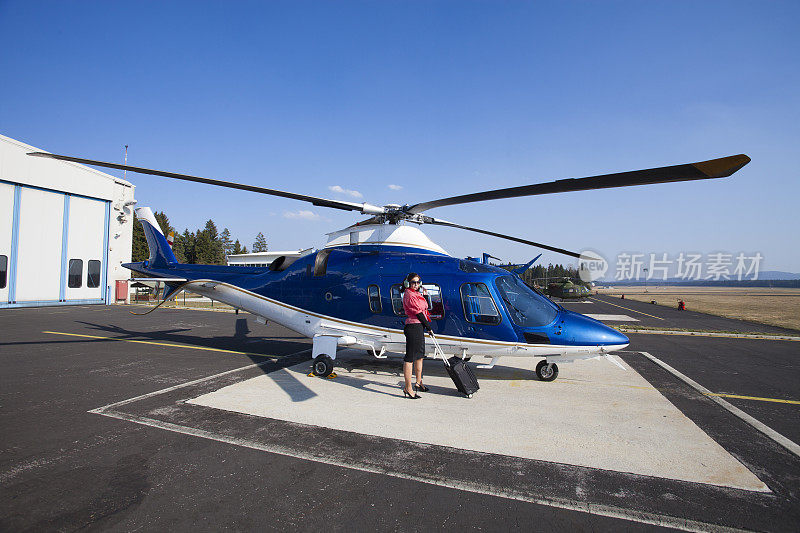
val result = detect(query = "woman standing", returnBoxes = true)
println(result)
[401,272,432,399]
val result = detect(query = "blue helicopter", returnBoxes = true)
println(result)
[29,151,750,381]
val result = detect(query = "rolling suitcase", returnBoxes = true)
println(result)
[429,332,479,398]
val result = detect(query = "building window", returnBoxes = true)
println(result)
[460,283,501,325]
[0,255,7,289]
[368,285,382,313]
[68,259,83,288]
[87,260,101,288]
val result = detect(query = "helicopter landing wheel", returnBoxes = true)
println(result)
[536,360,559,382]
[312,354,335,377]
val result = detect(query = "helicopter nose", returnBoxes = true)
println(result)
[561,311,630,347]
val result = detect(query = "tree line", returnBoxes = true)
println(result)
[501,263,582,286]
[132,211,269,264]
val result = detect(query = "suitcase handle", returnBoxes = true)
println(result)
[428,331,450,367]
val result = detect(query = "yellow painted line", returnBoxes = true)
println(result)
[618,329,800,341]
[589,297,665,320]
[506,372,797,403]
[703,392,800,405]
[43,331,281,358]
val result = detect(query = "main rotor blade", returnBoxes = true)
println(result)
[406,154,750,214]
[27,152,385,214]
[425,217,583,258]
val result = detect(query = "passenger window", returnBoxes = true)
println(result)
[68,259,83,288]
[390,284,405,316]
[421,283,444,319]
[0,255,7,289]
[390,283,444,319]
[368,285,381,313]
[460,283,501,325]
[87,260,101,288]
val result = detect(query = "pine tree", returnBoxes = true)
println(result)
[232,239,243,255]
[180,229,196,264]
[220,228,233,257]
[192,219,225,264]
[194,229,213,264]
[253,232,268,253]
[172,233,185,263]
[131,217,148,262]
[203,219,219,241]
[173,229,191,263]
[153,211,174,238]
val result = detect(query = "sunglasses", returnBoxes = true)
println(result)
[410,280,421,285]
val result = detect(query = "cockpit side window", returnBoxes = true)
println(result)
[460,282,501,325]
[495,275,559,327]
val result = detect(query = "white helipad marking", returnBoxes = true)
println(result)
[638,351,800,458]
[90,410,748,533]
[584,314,639,322]
[189,351,767,492]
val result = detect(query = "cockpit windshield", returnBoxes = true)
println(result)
[495,275,559,328]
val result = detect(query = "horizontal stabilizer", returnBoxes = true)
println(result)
[512,254,542,275]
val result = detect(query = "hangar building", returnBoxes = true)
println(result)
[0,134,135,308]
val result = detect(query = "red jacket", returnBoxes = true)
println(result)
[403,288,430,325]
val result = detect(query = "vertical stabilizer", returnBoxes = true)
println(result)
[135,207,178,266]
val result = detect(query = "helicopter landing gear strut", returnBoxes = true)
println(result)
[312,354,335,377]
[311,335,339,377]
[536,360,559,381]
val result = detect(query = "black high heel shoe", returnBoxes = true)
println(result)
[403,389,421,399]
[415,382,430,392]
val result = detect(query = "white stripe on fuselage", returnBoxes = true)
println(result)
[180,279,627,360]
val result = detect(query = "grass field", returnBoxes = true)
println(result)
[596,286,800,331]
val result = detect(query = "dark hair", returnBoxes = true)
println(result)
[401,272,420,293]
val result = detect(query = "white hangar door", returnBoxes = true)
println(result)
[64,196,106,301]
[0,182,14,303]
[15,187,65,303]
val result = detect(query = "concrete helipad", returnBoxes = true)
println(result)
[188,350,768,492]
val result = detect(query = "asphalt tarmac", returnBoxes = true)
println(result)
[2,304,799,531]
[566,294,800,335]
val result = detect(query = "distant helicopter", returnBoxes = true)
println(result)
[542,278,591,301]
[29,151,749,383]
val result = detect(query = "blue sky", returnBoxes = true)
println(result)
[1,1,798,274]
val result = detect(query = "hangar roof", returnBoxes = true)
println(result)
[0,134,133,201]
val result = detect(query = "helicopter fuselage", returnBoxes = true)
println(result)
[126,243,629,365]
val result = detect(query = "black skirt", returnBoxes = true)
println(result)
[403,323,425,362]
